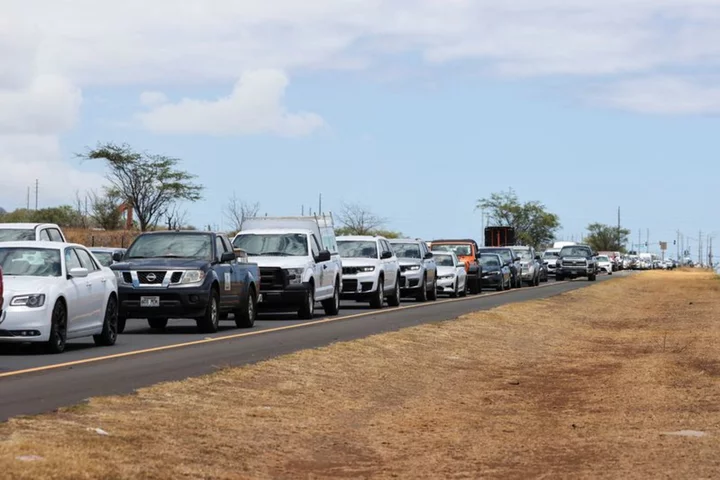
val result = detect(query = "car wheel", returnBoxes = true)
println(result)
[45,300,67,354]
[459,281,467,297]
[589,273,597,281]
[298,287,315,319]
[369,278,384,308]
[428,277,438,301]
[450,281,458,298]
[235,287,257,328]
[322,281,340,315]
[387,277,401,307]
[94,296,118,347]
[117,316,127,334]
[148,318,168,330]
[556,274,565,281]
[416,275,428,302]
[196,289,220,333]
[534,274,540,286]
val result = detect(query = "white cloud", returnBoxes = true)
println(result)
[594,76,720,114]
[137,70,325,136]
[139,91,168,107]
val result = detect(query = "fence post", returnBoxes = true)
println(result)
[121,235,125,248]
[91,235,95,247]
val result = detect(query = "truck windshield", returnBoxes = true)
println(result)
[0,247,61,277]
[432,244,472,256]
[513,251,532,260]
[0,229,34,241]
[126,234,213,260]
[434,254,455,267]
[390,243,421,259]
[337,241,378,259]
[560,246,592,257]
[233,233,308,256]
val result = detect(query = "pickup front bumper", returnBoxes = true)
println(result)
[556,266,594,277]
[118,286,210,319]
[258,283,310,309]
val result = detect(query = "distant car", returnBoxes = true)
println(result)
[510,246,540,286]
[389,238,437,302]
[0,223,67,243]
[478,253,511,291]
[596,255,613,274]
[433,251,466,297]
[89,247,127,267]
[0,241,119,353]
[542,248,560,275]
[537,258,549,282]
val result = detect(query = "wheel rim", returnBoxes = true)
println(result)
[211,297,218,326]
[334,284,339,309]
[107,297,118,342]
[53,303,66,349]
[248,295,255,320]
[378,282,384,301]
[309,291,314,315]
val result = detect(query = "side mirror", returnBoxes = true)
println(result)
[535,255,541,261]
[112,252,124,262]
[514,257,521,262]
[457,261,466,268]
[69,267,89,278]
[504,261,511,267]
[220,251,236,263]
[424,252,433,259]
[381,251,393,260]
[592,251,599,257]
[315,250,332,263]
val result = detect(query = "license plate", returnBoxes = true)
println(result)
[140,296,160,307]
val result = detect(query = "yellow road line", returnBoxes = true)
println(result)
[0,280,568,379]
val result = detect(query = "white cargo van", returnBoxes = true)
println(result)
[232,214,342,319]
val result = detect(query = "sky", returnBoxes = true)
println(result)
[2,0,720,260]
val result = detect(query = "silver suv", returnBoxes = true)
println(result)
[389,238,438,302]
[511,246,541,286]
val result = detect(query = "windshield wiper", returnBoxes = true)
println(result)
[157,254,186,258]
[259,251,293,256]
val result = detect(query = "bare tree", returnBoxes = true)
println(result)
[223,192,260,231]
[336,202,386,235]
[89,189,123,230]
[74,190,89,228]
[165,203,189,230]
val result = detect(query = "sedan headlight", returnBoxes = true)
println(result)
[284,268,305,285]
[11,294,46,308]
[487,270,501,275]
[406,265,421,271]
[439,274,455,279]
[357,266,375,273]
[180,270,206,285]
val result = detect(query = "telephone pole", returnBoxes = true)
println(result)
[676,230,680,262]
[26,186,30,209]
[617,206,621,250]
[646,228,650,253]
[34,179,39,210]
[699,230,703,267]
[318,193,322,216]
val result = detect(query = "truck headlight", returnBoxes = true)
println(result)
[357,266,375,273]
[11,294,46,308]
[180,270,205,285]
[285,268,305,285]
[406,265,421,271]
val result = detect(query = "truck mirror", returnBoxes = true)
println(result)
[220,252,236,263]
[315,250,331,262]
[112,252,124,262]
[424,252,433,259]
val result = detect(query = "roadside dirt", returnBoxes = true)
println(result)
[1,271,719,479]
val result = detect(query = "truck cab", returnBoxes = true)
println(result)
[0,223,66,243]
[232,215,342,320]
[111,231,260,333]
[430,239,482,294]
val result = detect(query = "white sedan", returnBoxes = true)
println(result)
[434,251,467,298]
[596,255,613,275]
[0,242,119,353]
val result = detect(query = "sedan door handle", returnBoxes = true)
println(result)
[323,265,328,269]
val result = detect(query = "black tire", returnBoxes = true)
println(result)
[94,295,118,347]
[450,281,459,298]
[148,318,168,330]
[428,277,438,301]
[515,273,523,288]
[534,274,540,286]
[459,282,467,297]
[496,281,503,292]
[416,275,428,302]
[504,276,511,290]
[235,287,256,328]
[322,280,341,315]
[556,274,565,281]
[197,289,220,333]
[468,277,480,295]
[369,277,384,308]
[589,273,597,281]
[298,287,315,319]
[46,300,68,354]
[387,277,401,307]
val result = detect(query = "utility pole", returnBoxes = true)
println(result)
[34,179,39,210]
[646,228,650,253]
[638,229,641,253]
[318,193,322,216]
[617,206,621,250]
[676,230,680,262]
[699,230,703,267]
[710,237,714,269]
[481,208,485,247]
[26,186,30,209]
[301,205,304,216]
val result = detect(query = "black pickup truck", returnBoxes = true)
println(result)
[110,231,260,333]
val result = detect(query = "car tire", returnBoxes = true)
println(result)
[589,273,597,281]
[94,296,118,347]
[428,277,438,301]
[450,281,458,298]
[469,277,480,295]
[117,316,127,334]
[235,288,257,328]
[534,274,540,286]
[322,281,340,315]
[459,282,467,297]
[45,300,67,354]
[369,277,384,309]
[197,289,220,333]
[298,287,315,319]
[416,275,428,302]
[387,277,401,307]
[556,274,564,281]
[148,318,168,330]
[504,277,511,290]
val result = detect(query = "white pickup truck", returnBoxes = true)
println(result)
[232,214,342,320]
[0,223,67,243]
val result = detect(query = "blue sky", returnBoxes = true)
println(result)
[2,1,720,259]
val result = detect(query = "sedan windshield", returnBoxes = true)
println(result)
[597,256,610,262]
[126,234,212,260]
[92,251,114,266]
[233,233,308,256]
[432,244,472,256]
[479,256,501,269]
[480,248,513,262]
[513,250,532,260]
[337,241,378,259]
[0,247,61,276]
[434,254,455,267]
[391,243,421,259]
[543,251,559,258]
[0,229,34,241]
[560,246,592,257]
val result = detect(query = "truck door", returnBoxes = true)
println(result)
[214,236,235,309]
[310,234,330,298]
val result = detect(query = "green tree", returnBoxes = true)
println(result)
[79,142,203,231]
[476,189,560,248]
[585,223,630,252]
[90,189,123,230]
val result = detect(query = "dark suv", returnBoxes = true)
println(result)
[555,244,598,281]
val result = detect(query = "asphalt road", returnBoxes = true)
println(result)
[0,274,625,421]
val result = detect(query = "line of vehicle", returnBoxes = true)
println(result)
[0,280,567,379]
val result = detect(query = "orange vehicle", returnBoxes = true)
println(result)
[429,239,482,295]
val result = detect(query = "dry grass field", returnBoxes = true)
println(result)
[1,270,719,479]
[63,228,139,248]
